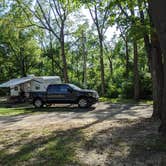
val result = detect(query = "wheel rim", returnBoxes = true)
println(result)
[35,99,42,107]
[79,99,87,107]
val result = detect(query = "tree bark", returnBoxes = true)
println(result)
[60,23,68,83]
[99,35,105,96]
[149,0,166,134]
[82,31,87,89]
[125,39,129,78]
[20,48,26,77]
[49,32,55,75]
[88,4,106,96]
[108,56,113,76]
[139,0,163,119]
[120,33,129,78]
[133,41,139,100]
[151,32,163,119]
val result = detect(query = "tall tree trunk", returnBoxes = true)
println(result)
[149,0,166,134]
[51,54,55,75]
[161,55,166,133]
[60,24,68,83]
[82,31,87,89]
[21,58,26,77]
[20,48,26,77]
[133,41,139,100]
[151,32,163,119]
[139,0,163,119]
[130,7,139,100]
[125,39,129,78]
[99,36,105,96]
[49,32,55,75]
[120,34,129,78]
[108,56,113,76]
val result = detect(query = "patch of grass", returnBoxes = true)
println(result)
[0,103,91,116]
[38,135,79,165]
[0,129,82,165]
[99,97,153,105]
[139,100,153,105]
[0,108,35,116]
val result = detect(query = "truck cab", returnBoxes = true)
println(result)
[32,84,99,108]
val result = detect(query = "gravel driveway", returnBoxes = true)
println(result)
[0,102,152,131]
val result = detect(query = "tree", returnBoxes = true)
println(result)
[115,0,140,99]
[149,0,166,134]
[85,0,111,95]
[0,2,41,78]
[16,0,78,82]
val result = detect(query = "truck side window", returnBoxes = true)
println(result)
[47,85,69,93]
[59,85,69,93]
[47,85,60,93]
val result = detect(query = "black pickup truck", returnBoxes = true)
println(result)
[30,84,99,108]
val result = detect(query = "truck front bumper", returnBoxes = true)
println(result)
[88,97,99,105]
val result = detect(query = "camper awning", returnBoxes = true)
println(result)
[0,77,32,88]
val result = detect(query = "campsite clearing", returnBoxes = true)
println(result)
[0,102,166,165]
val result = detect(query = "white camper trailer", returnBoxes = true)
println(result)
[0,75,61,98]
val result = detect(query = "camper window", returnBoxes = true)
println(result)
[14,87,18,91]
[35,86,40,90]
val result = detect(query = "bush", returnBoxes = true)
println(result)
[120,81,134,99]
[140,74,152,99]
[105,84,120,98]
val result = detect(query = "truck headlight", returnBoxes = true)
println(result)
[92,93,96,98]
[88,93,93,97]
[88,92,99,98]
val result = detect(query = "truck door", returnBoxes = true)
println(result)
[47,85,61,103]
[58,84,77,102]
[46,84,76,103]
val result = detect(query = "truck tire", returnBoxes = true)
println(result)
[33,98,43,108]
[78,98,89,108]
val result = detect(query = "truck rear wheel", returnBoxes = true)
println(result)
[33,98,43,108]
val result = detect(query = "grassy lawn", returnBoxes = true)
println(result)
[0,128,81,165]
[99,97,153,105]
[0,105,92,116]
[0,108,34,116]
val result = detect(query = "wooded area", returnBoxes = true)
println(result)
[0,0,166,135]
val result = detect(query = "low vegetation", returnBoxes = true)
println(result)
[99,97,153,105]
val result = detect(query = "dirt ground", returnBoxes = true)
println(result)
[0,102,166,166]
[0,102,152,130]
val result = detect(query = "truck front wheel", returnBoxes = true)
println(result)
[78,98,89,108]
[33,98,43,108]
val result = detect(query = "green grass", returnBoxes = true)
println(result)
[0,108,35,116]
[0,129,82,165]
[99,97,153,105]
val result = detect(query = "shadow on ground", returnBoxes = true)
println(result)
[0,128,82,165]
[82,118,166,166]
[0,103,152,130]
[0,116,165,165]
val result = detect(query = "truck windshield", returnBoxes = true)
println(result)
[69,84,81,90]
